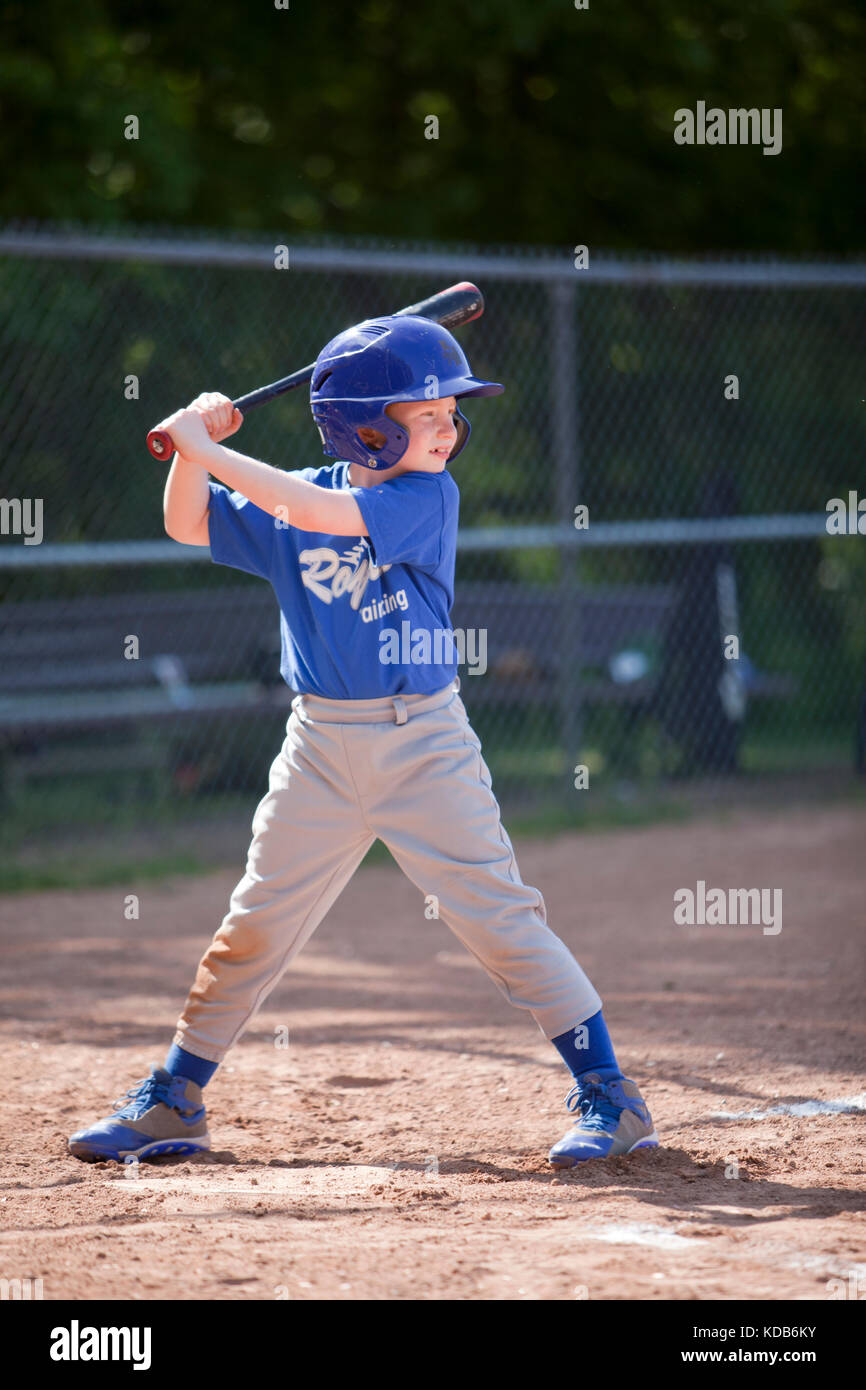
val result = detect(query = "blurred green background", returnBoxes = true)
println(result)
[0,0,864,890]
[0,0,863,253]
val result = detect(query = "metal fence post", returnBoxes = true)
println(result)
[549,278,580,802]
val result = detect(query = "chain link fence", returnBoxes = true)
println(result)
[1,226,865,849]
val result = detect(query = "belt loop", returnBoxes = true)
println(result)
[292,694,308,724]
[453,674,461,694]
[392,696,408,725]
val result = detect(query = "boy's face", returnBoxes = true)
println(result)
[355,396,459,480]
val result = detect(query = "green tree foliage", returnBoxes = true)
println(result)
[0,0,862,251]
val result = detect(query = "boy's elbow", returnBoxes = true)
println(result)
[165,514,210,546]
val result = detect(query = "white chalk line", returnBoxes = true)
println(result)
[710,1093,866,1121]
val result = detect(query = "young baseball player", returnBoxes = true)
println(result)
[69,316,658,1168]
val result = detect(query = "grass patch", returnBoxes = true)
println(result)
[2,726,860,893]
[356,791,692,867]
[0,789,691,893]
[0,850,209,895]
[740,733,853,773]
[506,794,692,838]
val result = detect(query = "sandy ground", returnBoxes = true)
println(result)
[0,803,864,1302]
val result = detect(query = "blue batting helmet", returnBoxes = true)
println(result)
[310,314,503,471]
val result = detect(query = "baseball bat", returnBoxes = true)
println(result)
[145,281,485,460]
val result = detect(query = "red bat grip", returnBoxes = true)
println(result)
[146,428,176,460]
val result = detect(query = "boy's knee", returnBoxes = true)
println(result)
[204,915,274,967]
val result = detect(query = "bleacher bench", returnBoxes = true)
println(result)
[0,587,290,739]
[0,582,796,754]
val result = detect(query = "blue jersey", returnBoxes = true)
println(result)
[207,462,460,698]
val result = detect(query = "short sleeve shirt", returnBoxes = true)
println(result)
[207,462,460,697]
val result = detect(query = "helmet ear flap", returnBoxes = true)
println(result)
[448,407,471,460]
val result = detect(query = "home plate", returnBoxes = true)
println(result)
[581,1222,703,1251]
[113,1164,411,1198]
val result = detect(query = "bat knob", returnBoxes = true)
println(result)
[147,428,174,459]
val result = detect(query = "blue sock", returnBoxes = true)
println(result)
[551,1010,624,1084]
[164,1043,219,1090]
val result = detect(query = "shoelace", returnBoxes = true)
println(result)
[111,1075,170,1120]
[565,1080,623,1133]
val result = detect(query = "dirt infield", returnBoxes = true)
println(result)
[1,802,864,1302]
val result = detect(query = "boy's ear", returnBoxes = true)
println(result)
[357,426,387,451]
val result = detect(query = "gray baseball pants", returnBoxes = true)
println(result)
[173,678,602,1063]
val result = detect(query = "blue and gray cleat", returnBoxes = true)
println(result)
[68,1065,210,1162]
[549,1072,658,1167]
